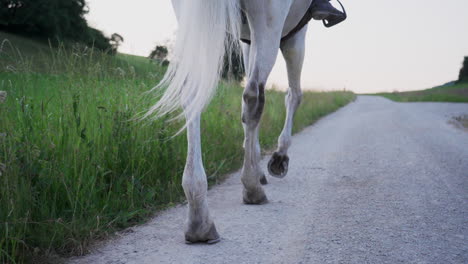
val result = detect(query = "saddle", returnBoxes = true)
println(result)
[240,0,347,45]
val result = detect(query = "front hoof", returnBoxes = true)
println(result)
[267,152,289,178]
[243,188,268,205]
[185,222,220,244]
[260,173,268,185]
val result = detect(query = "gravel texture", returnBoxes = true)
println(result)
[69,96,468,264]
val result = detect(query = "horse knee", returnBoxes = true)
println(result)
[242,81,265,125]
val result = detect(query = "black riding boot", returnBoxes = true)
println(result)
[311,0,347,27]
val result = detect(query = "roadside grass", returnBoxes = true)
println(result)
[376,82,468,103]
[0,33,355,263]
[449,115,468,131]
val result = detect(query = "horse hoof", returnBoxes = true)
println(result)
[260,173,268,185]
[243,189,268,205]
[207,238,221,244]
[185,222,220,245]
[267,152,289,178]
[243,195,268,205]
[185,237,221,245]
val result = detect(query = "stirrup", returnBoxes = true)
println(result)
[322,0,347,28]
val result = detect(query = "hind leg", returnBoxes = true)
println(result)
[241,1,290,203]
[242,42,268,186]
[268,26,307,178]
[182,114,220,244]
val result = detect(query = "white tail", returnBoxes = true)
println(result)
[146,0,241,124]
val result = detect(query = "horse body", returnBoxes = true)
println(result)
[156,0,310,244]
[240,0,313,42]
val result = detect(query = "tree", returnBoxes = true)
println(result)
[147,42,244,80]
[110,33,124,54]
[0,0,112,52]
[149,45,169,66]
[85,27,112,52]
[149,45,168,61]
[458,57,468,83]
[222,48,244,82]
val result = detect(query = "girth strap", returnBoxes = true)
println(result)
[240,0,316,45]
[240,0,346,45]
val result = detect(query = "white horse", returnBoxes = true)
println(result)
[147,0,344,244]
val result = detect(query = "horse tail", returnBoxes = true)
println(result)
[146,0,241,124]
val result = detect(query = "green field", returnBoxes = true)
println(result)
[376,82,468,102]
[0,32,355,263]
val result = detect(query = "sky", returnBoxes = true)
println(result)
[86,0,468,93]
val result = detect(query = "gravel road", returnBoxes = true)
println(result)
[69,96,468,264]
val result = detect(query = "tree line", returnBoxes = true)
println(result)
[0,0,245,79]
[148,44,245,81]
[0,0,113,52]
[459,57,468,83]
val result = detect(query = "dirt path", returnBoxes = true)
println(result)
[69,96,468,264]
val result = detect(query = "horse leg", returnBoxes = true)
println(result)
[268,26,307,178]
[241,1,290,204]
[241,42,268,186]
[182,114,220,244]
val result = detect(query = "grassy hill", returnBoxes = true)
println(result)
[0,31,50,56]
[0,32,355,263]
[376,82,468,103]
[0,31,156,76]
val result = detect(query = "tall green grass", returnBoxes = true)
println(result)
[0,34,355,263]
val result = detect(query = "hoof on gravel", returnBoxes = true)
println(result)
[267,152,289,178]
[243,189,268,205]
[185,222,220,245]
[260,173,268,185]
[185,237,220,245]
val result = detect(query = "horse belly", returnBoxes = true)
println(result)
[240,0,313,43]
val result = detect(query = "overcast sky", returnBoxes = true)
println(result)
[86,0,468,93]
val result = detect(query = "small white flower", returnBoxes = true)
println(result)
[114,67,125,77]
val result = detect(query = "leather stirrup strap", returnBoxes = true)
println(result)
[322,0,347,28]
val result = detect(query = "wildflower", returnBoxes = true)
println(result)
[114,67,126,77]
